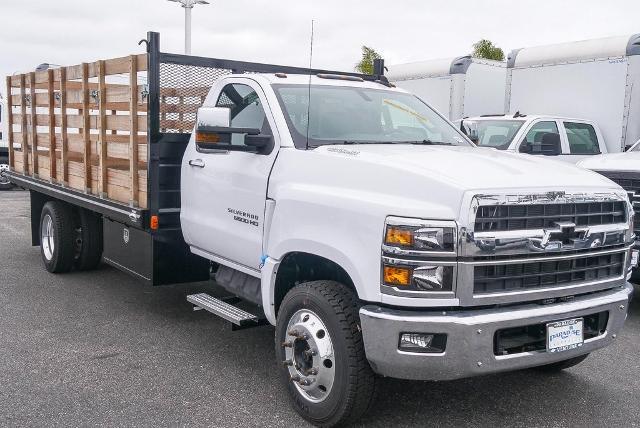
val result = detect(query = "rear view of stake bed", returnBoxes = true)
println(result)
[505,34,640,153]
[5,32,638,427]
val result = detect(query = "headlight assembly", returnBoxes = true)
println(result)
[384,217,457,255]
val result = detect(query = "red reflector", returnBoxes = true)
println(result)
[150,215,159,230]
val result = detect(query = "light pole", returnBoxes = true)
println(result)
[167,0,210,55]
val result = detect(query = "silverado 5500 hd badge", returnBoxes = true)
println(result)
[227,208,259,227]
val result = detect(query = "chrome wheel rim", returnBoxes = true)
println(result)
[283,309,335,403]
[0,163,9,185]
[42,214,55,261]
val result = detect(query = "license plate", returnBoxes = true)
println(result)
[547,318,584,353]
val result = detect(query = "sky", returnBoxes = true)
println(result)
[0,0,639,91]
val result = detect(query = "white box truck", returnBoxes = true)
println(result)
[505,34,640,153]
[5,32,638,427]
[387,56,506,120]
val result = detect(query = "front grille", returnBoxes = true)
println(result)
[474,252,625,294]
[594,171,640,234]
[474,201,627,232]
[494,311,608,355]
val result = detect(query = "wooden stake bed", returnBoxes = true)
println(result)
[6,54,150,208]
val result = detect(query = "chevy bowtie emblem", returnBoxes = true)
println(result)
[541,221,583,249]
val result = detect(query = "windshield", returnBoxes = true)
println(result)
[460,119,525,150]
[273,84,472,149]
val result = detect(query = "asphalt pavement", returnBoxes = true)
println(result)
[1,190,639,427]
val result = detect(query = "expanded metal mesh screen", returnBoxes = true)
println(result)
[158,62,232,133]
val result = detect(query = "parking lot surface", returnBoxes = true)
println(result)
[1,190,639,427]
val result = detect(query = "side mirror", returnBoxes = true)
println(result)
[197,106,231,128]
[526,133,561,156]
[195,106,272,154]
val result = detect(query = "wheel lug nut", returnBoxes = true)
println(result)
[296,334,309,341]
[298,378,314,386]
[281,341,294,348]
[305,368,318,376]
[288,329,299,336]
[304,349,316,357]
[282,359,293,367]
[290,374,300,382]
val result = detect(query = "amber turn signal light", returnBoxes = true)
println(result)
[383,265,411,286]
[385,227,413,246]
[195,132,221,144]
[150,215,159,230]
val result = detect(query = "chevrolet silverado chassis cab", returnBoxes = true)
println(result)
[5,33,638,426]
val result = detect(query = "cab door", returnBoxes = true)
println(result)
[180,78,279,272]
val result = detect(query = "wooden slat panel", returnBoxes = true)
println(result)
[20,75,28,173]
[82,63,91,192]
[29,72,38,176]
[98,60,108,196]
[48,69,57,182]
[6,77,14,169]
[60,67,69,184]
[129,55,139,206]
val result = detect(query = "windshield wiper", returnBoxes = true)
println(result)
[342,140,397,145]
[406,140,453,145]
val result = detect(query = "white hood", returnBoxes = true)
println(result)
[577,151,640,172]
[318,144,620,192]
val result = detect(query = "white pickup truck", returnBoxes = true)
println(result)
[578,139,640,280]
[458,114,608,163]
[5,33,638,426]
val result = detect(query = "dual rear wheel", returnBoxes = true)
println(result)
[40,201,103,273]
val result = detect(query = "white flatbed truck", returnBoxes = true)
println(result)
[5,33,638,426]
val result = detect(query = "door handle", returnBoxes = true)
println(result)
[188,159,205,168]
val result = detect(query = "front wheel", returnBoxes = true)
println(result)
[275,281,377,427]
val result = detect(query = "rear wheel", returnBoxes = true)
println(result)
[74,209,103,271]
[275,280,377,427]
[534,354,589,372]
[0,156,12,190]
[40,201,75,273]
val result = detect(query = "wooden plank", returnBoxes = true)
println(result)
[29,72,38,176]
[47,69,57,182]
[129,55,139,206]
[60,67,69,185]
[5,77,14,170]
[98,60,108,196]
[20,74,29,173]
[82,63,91,192]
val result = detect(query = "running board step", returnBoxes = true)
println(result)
[187,293,260,328]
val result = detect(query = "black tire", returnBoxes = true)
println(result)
[40,201,76,273]
[74,209,103,271]
[0,156,12,190]
[534,354,589,372]
[275,280,377,427]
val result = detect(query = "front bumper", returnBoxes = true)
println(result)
[360,283,633,381]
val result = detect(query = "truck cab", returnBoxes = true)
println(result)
[458,114,607,163]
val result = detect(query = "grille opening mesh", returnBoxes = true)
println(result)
[474,201,627,232]
[474,252,625,294]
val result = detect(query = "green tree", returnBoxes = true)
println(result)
[472,39,505,61]
[355,46,382,74]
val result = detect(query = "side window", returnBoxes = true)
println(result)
[215,83,270,146]
[564,122,600,154]
[523,121,559,144]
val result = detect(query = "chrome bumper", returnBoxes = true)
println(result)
[360,283,633,381]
